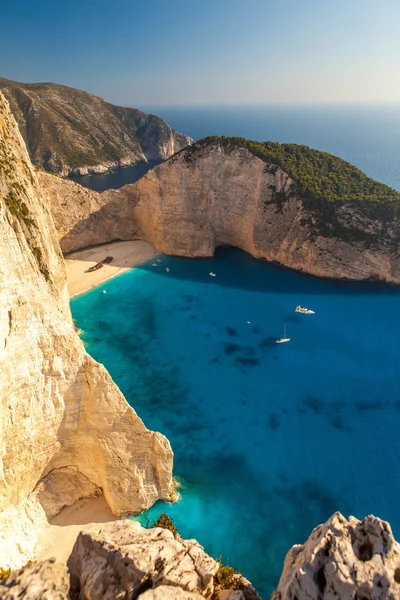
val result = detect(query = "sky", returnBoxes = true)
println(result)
[1,0,400,107]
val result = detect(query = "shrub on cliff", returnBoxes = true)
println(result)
[150,513,179,537]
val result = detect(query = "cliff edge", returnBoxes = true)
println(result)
[41,137,400,283]
[0,91,174,570]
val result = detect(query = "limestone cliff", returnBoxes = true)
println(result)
[40,138,400,283]
[0,91,174,569]
[271,512,400,600]
[0,77,192,176]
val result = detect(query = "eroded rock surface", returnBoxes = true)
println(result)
[271,512,400,600]
[0,91,173,569]
[0,559,69,600]
[67,520,219,599]
[40,141,400,282]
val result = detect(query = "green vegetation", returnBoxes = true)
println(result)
[150,513,179,537]
[31,246,51,283]
[184,136,400,205]
[211,562,247,599]
[0,567,11,581]
[4,190,35,228]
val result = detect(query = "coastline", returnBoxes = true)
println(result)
[65,240,158,297]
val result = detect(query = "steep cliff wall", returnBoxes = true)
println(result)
[0,78,192,176]
[41,139,400,283]
[0,92,174,569]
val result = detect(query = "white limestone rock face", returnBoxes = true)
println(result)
[271,512,400,600]
[67,520,219,599]
[39,142,400,283]
[0,91,174,569]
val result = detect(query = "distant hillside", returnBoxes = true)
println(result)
[0,78,192,176]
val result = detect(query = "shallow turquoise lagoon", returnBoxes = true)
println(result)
[71,248,400,597]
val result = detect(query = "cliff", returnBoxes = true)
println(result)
[41,137,400,283]
[0,77,192,176]
[0,91,174,570]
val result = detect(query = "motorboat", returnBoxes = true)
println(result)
[295,305,315,315]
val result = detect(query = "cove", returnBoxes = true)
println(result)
[71,247,400,597]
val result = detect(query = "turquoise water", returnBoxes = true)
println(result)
[71,248,400,597]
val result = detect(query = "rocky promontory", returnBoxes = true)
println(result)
[41,137,400,283]
[0,78,192,176]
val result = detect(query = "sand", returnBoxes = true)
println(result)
[65,240,158,297]
[37,496,120,564]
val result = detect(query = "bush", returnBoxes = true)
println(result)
[151,513,179,537]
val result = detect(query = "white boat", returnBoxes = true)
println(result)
[295,305,315,315]
[209,272,216,277]
[276,323,290,344]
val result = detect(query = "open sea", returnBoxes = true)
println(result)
[70,106,400,597]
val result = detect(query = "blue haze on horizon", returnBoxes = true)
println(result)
[1,0,400,107]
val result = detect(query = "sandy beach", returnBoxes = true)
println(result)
[37,496,120,564]
[65,240,158,297]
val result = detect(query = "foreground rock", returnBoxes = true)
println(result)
[272,512,400,600]
[40,138,400,283]
[0,90,173,570]
[0,77,192,176]
[0,520,260,599]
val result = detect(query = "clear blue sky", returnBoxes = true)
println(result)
[1,0,399,107]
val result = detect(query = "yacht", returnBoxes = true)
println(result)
[276,323,290,344]
[295,305,315,315]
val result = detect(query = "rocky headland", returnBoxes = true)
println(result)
[0,78,192,176]
[40,137,400,283]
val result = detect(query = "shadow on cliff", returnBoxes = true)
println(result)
[133,246,400,296]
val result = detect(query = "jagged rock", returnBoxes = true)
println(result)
[0,558,69,599]
[0,90,173,569]
[39,139,400,282]
[67,520,219,599]
[140,587,204,599]
[271,512,400,600]
[0,77,192,176]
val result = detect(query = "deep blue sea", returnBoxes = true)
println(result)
[71,248,400,597]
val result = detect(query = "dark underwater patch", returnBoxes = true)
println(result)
[330,416,353,433]
[236,357,260,366]
[303,396,325,414]
[226,326,238,337]
[224,343,242,355]
[252,327,260,334]
[355,400,385,412]
[267,413,281,431]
